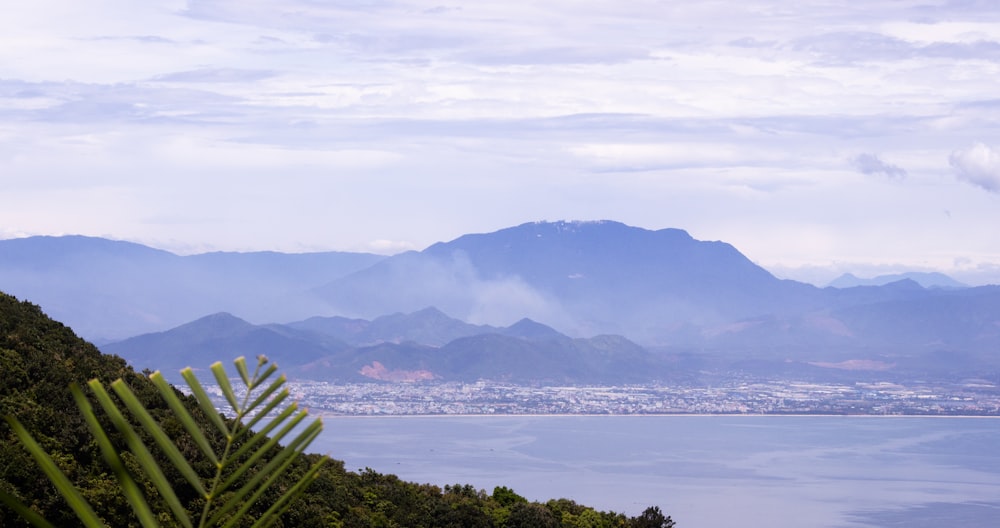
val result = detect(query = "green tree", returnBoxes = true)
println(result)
[630,506,676,528]
[505,502,558,528]
[492,485,527,507]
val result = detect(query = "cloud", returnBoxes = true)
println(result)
[793,32,915,63]
[90,35,176,44]
[321,248,571,329]
[151,68,278,83]
[455,46,646,66]
[366,239,418,254]
[922,40,1000,59]
[0,79,244,125]
[5,0,1000,271]
[728,37,776,49]
[852,153,907,179]
[792,30,1000,64]
[152,137,402,171]
[949,142,1000,193]
[568,142,790,172]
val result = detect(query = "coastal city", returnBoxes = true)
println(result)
[248,378,1000,417]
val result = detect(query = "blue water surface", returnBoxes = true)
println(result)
[315,416,1000,528]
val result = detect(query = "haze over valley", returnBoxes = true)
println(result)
[4,221,998,398]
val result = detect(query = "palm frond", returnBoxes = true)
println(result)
[2,355,327,528]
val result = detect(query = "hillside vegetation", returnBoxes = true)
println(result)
[0,292,673,527]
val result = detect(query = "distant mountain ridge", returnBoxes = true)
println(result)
[829,272,967,289]
[315,220,822,341]
[288,306,495,347]
[7,222,1000,384]
[0,235,384,341]
[102,307,669,384]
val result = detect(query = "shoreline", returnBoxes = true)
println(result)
[323,412,1000,419]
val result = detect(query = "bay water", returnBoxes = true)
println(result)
[315,415,1000,527]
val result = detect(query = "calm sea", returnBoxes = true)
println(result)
[314,415,1000,528]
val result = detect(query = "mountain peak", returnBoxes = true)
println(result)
[829,272,967,289]
[318,220,788,341]
[514,219,692,239]
[501,318,565,340]
[176,312,255,334]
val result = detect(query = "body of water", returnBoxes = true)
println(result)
[314,415,1000,527]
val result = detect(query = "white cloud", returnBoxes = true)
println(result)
[151,137,402,171]
[366,239,418,254]
[949,142,1000,193]
[852,153,907,179]
[2,0,1000,277]
[151,68,278,83]
[568,143,791,171]
[881,21,1000,45]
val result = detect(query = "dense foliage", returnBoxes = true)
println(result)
[0,292,674,527]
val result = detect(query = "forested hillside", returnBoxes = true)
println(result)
[0,292,673,527]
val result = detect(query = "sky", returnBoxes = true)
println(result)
[2,0,1000,285]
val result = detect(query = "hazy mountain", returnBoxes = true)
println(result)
[433,333,663,384]
[315,220,821,342]
[10,222,1000,384]
[101,312,349,375]
[288,306,497,346]
[829,285,1000,353]
[0,235,384,341]
[829,272,967,289]
[103,308,667,384]
[499,318,566,340]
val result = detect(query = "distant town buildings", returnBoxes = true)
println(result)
[207,378,1000,417]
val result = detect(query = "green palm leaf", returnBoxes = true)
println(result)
[2,355,327,528]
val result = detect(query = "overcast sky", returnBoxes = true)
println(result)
[3,0,1000,285]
